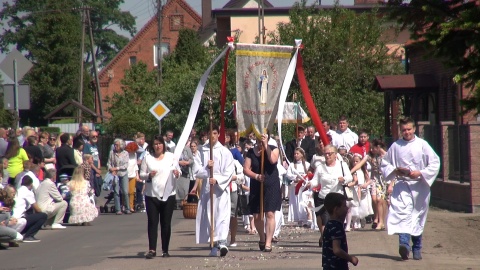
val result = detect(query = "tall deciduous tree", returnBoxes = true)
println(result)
[0,0,135,126]
[387,0,480,114]
[106,62,160,137]
[268,1,403,136]
[106,28,237,138]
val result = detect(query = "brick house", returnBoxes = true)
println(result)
[96,0,202,118]
[374,42,480,213]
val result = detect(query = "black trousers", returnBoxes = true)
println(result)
[145,195,175,252]
[22,213,48,238]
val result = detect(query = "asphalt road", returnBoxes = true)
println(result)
[0,209,155,270]
[1,204,479,270]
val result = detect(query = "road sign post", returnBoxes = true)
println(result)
[149,100,170,135]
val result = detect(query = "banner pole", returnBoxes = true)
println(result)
[207,91,215,249]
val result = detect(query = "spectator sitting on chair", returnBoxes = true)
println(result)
[35,169,67,229]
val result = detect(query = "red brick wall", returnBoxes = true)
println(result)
[408,45,477,124]
[97,0,201,118]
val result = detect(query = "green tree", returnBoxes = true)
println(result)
[267,1,403,136]
[105,62,160,137]
[0,0,135,126]
[107,28,238,138]
[387,0,480,114]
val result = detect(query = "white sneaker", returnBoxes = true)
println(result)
[219,245,229,257]
[209,247,218,257]
[52,223,67,229]
[229,242,237,247]
[14,232,23,242]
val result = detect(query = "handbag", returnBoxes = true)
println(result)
[340,161,354,201]
[236,184,249,216]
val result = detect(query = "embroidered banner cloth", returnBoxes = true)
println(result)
[236,43,293,137]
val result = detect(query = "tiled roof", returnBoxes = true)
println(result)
[98,0,202,81]
[223,0,273,9]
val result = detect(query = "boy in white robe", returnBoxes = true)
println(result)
[193,126,234,257]
[381,117,440,261]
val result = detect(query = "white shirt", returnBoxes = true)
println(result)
[15,171,40,193]
[333,128,358,151]
[311,160,352,199]
[140,152,180,201]
[12,186,36,218]
[127,152,139,178]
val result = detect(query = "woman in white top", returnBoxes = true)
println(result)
[140,135,181,259]
[310,144,353,245]
[125,142,139,213]
[285,147,310,225]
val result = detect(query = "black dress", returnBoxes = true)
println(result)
[247,145,282,214]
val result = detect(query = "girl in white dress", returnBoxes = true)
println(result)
[286,148,310,225]
[347,154,373,230]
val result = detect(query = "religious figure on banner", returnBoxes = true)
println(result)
[258,69,269,104]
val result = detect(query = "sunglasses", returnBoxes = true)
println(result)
[91,136,98,138]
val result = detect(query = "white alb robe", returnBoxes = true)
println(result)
[195,142,234,244]
[286,161,309,223]
[381,135,440,236]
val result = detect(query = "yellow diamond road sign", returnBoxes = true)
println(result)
[149,100,170,121]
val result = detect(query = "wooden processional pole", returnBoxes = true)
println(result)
[207,91,215,249]
[259,126,268,221]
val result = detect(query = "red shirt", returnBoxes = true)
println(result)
[349,141,370,158]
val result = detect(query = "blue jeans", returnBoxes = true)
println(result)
[399,233,422,252]
[114,174,130,212]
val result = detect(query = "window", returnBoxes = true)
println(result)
[153,43,170,66]
[129,56,137,65]
[170,15,184,31]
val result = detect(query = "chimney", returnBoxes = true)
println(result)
[202,0,212,29]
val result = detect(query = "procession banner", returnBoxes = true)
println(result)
[236,43,293,137]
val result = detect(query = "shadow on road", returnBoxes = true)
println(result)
[353,253,403,261]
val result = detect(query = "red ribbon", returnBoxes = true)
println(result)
[219,37,233,145]
[296,51,330,146]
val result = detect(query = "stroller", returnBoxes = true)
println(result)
[99,173,137,213]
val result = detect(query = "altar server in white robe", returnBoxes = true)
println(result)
[194,126,235,257]
[381,117,440,261]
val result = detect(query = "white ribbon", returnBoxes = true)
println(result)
[277,39,302,165]
[173,42,235,161]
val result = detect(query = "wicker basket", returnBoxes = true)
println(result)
[182,201,197,219]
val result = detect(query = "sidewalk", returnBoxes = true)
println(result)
[70,207,480,270]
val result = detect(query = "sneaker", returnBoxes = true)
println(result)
[23,236,41,243]
[229,242,237,247]
[209,247,218,257]
[399,244,410,260]
[14,232,23,242]
[413,250,422,260]
[124,210,132,214]
[219,245,229,257]
[52,223,67,229]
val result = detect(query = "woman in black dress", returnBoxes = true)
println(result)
[243,133,281,252]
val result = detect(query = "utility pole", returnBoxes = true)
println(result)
[156,0,164,135]
[78,4,86,127]
[86,7,104,122]
[157,0,163,86]
[257,0,265,44]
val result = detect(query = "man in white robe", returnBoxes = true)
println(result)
[195,126,234,257]
[381,117,440,261]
